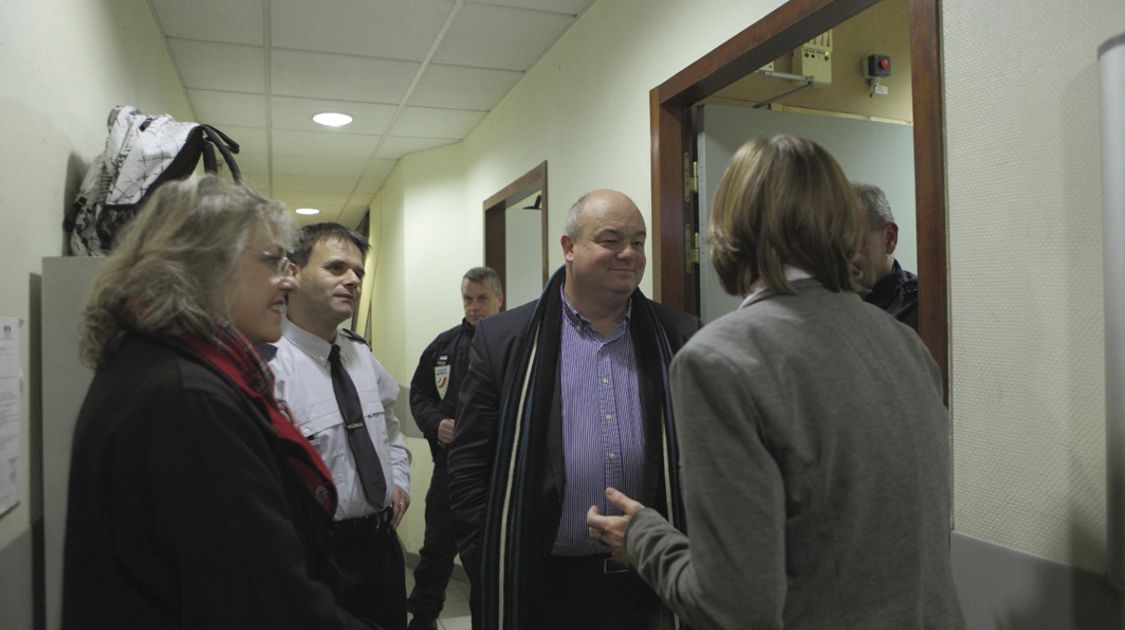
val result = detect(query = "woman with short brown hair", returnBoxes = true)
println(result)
[588,135,963,629]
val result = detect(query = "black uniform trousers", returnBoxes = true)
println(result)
[407,450,459,621]
[537,554,660,630]
[331,510,408,630]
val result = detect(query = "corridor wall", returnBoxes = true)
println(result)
[374,0,1125,625]
[0,1,193,627]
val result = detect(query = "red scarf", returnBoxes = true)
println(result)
[180,325,337,515]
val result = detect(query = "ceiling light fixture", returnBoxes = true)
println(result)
[296,208,320,216]
[312,112,353,127]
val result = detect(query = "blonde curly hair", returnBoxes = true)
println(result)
[80,175,292,367]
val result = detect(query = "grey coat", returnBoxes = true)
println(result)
[626,279,963,629]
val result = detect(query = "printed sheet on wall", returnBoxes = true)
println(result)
[0,316,21,516]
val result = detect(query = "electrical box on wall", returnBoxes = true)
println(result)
[864,54,892,78]
[793,30,833,86]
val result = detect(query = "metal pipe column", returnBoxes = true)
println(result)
[1100,31,1125,591]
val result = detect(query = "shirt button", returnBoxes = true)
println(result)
[608,453,616,461]
[601,378,609,385]
[605,414,613,421]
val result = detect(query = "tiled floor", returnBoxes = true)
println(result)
[404,565,472,630]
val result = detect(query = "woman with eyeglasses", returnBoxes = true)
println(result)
[62,175,373,629]
[587,136,964,629]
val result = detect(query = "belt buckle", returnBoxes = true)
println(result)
[603,558,629,574]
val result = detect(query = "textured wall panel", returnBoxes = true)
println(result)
[944,0,1125,571]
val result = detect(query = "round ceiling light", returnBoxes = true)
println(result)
[296,208,321,216]
[312,112,353,127]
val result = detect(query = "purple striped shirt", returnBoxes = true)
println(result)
[552,292,646,555]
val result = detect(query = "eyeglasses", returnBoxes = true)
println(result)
[245,246,291,278]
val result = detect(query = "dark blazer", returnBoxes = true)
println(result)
[62,333,370,630]
[409,319,475,461]
[448,292,701,580]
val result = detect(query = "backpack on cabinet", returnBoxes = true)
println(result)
[65,105,243,256]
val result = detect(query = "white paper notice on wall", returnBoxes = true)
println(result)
[0,316,21,517]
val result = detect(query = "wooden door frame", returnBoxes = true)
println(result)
[650,0,948,390]
[483,161,549,310]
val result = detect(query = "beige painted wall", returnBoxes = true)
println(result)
[367,141,470,551]
[944,0,1125,572]
[0,0,191,551]
[712,0,913,123]
[376,0,1125,577]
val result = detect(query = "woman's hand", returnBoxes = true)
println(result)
[585,487,646,563]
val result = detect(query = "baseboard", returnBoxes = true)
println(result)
[0,519,45,630]
[951,532,1125,629]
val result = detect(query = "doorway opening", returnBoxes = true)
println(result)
[650,0,947,389]
[483,161,549,309]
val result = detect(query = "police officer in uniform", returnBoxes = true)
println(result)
[266,222,412,630]
[406,267,503,630]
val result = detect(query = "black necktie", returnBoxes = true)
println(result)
[328,344,387,509]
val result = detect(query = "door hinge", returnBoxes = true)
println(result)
[683,153,698,200]
[684,224,700,272]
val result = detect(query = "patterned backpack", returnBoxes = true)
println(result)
[65,105,243,255]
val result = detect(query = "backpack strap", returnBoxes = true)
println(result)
[200,124,242,183]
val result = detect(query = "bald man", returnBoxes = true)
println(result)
[448,190,702,630]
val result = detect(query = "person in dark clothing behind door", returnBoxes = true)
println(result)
[851,182,919,330]
[406,267,504,630]
[63,175,371,629]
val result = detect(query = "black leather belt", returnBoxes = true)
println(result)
[549,553,630,574]
[335,508,393,536]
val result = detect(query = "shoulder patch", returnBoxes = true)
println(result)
[340,329,371,347]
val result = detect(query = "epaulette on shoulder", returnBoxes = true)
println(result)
[340,329,371,347]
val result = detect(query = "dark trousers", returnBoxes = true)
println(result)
[331,510,408,630]
[408,455,459,621]
[534,554,662,630]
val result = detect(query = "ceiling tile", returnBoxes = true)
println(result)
[433,3,574,71]
[271,49,419,103]
[187,89,265,127]
[271,96,397,135]
[271,0,454,62]
[294,212,336,228]
[272,129,379,159]
[271,173,364,195]
[336,203,370,229]
[375,136,458,159]
[240,174,273,196]
[272,191,352,214]
[235,151,271,178]
[409,64,523,110]
[147,0,594,210]
[392,106,486,139]
[169,39,265,92]
[357,160,398,193]
[272,154,369,178]
[151,0,263,45]
[354,177,388,196]
[466,0,593,14]
[208,125,268,155]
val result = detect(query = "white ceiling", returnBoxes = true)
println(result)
[147,0,595,227]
